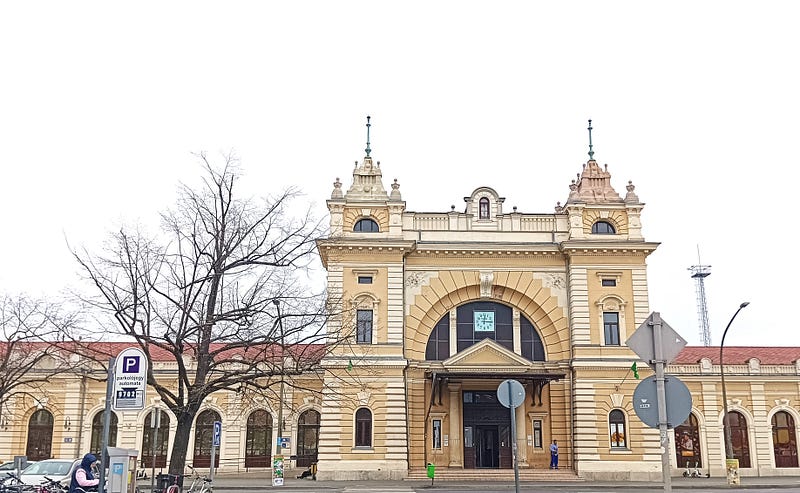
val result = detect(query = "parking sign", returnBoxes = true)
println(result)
[213,421,222,446]
[112,347,148,411]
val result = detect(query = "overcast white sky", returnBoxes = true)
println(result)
[2,2,798,347]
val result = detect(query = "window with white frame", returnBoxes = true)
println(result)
[604,312,620,346]
[609,409,627,448]
[355,408,372,447]
[356,309,373,344]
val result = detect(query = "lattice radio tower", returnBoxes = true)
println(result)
[688,247,712,346]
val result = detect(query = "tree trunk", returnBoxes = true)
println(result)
[168,405,201,476]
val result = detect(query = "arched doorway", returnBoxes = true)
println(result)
[26,409,54,460]
[674,413,701,468]
[193,410,221,468]
[245,410,272,468]
[772,411,798,468]
[90,411,118,457]
[296,410,320,467]
[727,411,751,468]
[141,410,170,469]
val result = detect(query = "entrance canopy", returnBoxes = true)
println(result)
[426,370,565,407]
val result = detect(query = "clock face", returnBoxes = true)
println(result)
[474,311,495,332]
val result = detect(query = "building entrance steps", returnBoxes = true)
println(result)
[405,467,582,481]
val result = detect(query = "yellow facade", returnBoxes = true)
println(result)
[4,128,800,482]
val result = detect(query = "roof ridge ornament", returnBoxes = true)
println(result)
[365,115,372,157]
[587,119,595,161]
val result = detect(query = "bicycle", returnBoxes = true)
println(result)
[39,477,67,493]
[184,467,212,493]
[0,473,35,493]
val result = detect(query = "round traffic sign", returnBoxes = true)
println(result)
[497,379,526,409]
[632,374,692,429]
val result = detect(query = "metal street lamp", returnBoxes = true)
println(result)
[273,299,286,458]
[720,301,750,460]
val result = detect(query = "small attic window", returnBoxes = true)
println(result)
[479,197,490,219]
[354,218,379,232]
[592,221,616,234]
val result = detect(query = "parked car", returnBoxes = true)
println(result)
[19,459,80,486]
[0,460,37,472]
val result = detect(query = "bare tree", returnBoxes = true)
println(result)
[73,154,340,474]
[0,294,78,426]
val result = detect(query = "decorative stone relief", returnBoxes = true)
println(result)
[700,358,713,372]
[303,396,318,406]
[731,398,742,407]
[748,358,761,373]
[405,272,426,288]
[775,399,791,407]
[610,393,624,408]
[480,271,494,298]
[545,273,566,290]
[357,390,371,406]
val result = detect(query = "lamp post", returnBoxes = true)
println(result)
[273,299,286,458]
[720,301,749,485]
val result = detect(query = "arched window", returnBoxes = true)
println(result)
[296,410,321,467]
[90,411,118,458]
[193,410,221,467]
[245,410,272,468]
[520,317,545,361]
[609,410,627,448]
[353,218,379,232]
[772,411,798,468]
[479,198,490,219]
[425,317,450,361]
[355,408,372,448]
[456,302,513,353]
[727,411,751,468]
[26,409,54,461]
[141,410,169,468]
[675,413,701,468]
[591,221,616,234]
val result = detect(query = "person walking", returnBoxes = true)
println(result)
[549,439,559,469]
[69,454,100,493]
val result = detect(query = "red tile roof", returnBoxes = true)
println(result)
[0,341,326,363]
[674,346,800,365]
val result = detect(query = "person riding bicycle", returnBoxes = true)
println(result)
[69,454,100,493]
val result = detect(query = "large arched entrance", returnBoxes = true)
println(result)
[193,410,221,467]
[141,410,170,468]
[245,410,272,468]
[727,411,751,468]
[296,409,320,467]
[90,411,118,457]
[772,411,798,468]
[674,413,701,468]
[26,409,54,460]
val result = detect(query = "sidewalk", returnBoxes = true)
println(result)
[138,471,800,491]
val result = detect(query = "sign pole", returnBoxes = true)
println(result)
[99,357,115,493]
[507,381,520,493]
[150,409,160,493]
[651,312,672,493]
[209,444,216,480]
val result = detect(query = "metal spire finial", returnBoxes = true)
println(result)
[587,119,595,161]
[365,115,372,157]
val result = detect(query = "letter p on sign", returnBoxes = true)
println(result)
[123,356,140,373]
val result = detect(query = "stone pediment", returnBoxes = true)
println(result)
[442,339,531,369]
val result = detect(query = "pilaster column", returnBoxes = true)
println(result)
[516,403,528,466]
[448,383,463,467]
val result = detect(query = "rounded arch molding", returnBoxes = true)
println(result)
[405,270,569,360]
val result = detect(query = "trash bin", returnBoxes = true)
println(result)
[155,473,184,493]
[426,463,435,481]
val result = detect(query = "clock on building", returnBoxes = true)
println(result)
[473,311,495,332]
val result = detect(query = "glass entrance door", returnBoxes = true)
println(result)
[476,426,499,468]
